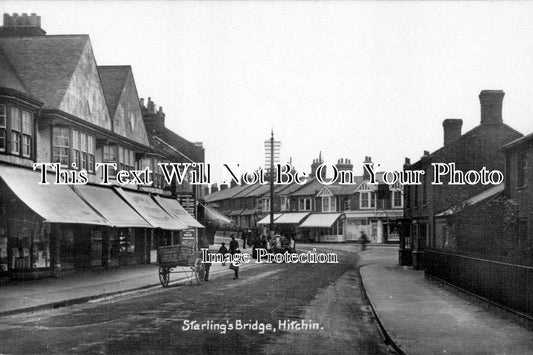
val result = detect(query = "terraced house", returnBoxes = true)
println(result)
[0,13,205,281]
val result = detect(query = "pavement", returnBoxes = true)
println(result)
[358,247,533,355]
[1,241,532,355]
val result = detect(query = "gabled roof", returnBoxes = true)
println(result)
[98,66,130,118]
[205,183,255,202]
[0,49,27,93]
[0,35,89,109]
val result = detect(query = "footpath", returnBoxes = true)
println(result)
[0,236,245,317]
[359,247,533,355]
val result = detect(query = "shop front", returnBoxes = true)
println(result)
[299,213,344,243]
[0,166,109,280]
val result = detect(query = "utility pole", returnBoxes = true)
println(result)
[269,129,275,234]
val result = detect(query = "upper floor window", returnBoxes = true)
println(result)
[299,198,312,211]
[344,198,351,211]
[262,198,270,213]
[360,191,376,209]
[118,146,136,171]
[517,152,527,188]
[392,190,403,208]
[53,127,70,166]
[280,196,288,211]
[322,196,336,212]
[0,105,6,152]
[53,127,95,171]
[73,130,95,173]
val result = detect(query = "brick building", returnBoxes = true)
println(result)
[400,90,523,269]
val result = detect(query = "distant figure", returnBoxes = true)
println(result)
[229,235,239,254]
[360,231,369,251]
[242,230,247,249]
[218,242,228,266]
[230,248,241,280]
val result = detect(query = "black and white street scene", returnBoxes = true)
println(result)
[1,1,533,354]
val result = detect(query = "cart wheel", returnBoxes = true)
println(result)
[194,258,206,285]
[159,266,170,287]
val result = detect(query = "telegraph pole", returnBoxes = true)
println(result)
[269,129,274,234]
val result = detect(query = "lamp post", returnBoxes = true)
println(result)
[264,130,280,235]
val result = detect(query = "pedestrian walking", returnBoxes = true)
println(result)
[230,248,241,280]
[229,235,239,254]
[203,253,212,282]
[218,242,228,266]
[360,231,369,251]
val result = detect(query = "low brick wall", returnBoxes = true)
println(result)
[425,250,533,318]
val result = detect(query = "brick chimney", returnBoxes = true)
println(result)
[403,157,411,170]
[479,90,504,125]
[310,152,325,179]
[362,156,373,180]
[442,119,463,146]
[0,13,46,37]
[141,97,166,134]
[335,158,353,172]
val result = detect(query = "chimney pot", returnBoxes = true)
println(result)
[442,118,463,146]
[479,90,504,125]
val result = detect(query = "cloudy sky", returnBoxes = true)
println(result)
[4,1,533,182]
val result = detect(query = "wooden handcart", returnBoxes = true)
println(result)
[157,245,206,287]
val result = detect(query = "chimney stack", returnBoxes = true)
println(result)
[336,158,353,172]
[479,90,504,125]
[442,119,463,146]
[403,157,411,170]
[1,13,46,37]
[362,156,373,180]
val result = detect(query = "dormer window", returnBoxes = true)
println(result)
[0,105,6,152]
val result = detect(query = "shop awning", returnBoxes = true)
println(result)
[154,196,204,229]
[114,188,185,230]
[257,213,282,224]
[203,205,233,225]
[228,209,244,216]
[0,166,108,225]
[240,208,257,216]
[299,213,341,228]
[274,212,310,224]
[72,185,151,228]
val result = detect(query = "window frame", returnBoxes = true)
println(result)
[360,191,376,209]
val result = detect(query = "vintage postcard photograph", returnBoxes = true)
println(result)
[0,1,532,354]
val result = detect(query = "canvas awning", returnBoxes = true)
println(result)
[154,195,204,229]
[0,166,108,225]
[257,213,282,224]
[203,205,233,225]
[299,213,341,228]
[72,185,150,228]
[274,212,310,224]
[114,188,185,230]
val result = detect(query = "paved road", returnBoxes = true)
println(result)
[0,246,393,355]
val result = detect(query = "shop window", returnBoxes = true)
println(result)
[53,127,70,166]
[0,104,5,152]
[9,220,49,271]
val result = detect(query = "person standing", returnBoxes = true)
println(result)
[242,230,247,249]
[218,242,228,266]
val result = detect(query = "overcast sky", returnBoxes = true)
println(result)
[3,1,533,182]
